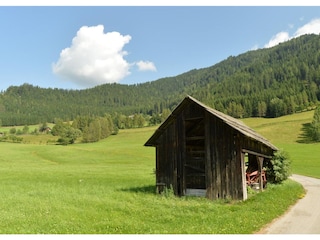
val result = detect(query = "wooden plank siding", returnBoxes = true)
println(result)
[146,96,278,201]
[205,113,244,200]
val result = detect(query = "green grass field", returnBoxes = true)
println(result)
[1,110,318,233]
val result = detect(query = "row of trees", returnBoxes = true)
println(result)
[0,109,172,145]
[50,110,171,145]
[51,115,116,145]
[218,89,315,119]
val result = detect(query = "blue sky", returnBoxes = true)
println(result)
[1,3,320,91]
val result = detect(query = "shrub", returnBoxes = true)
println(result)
[8,135,23,143]
[9,128,16,134]
[57,127,82,145]
[266,150,291,184]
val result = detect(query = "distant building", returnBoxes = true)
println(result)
[145,96,278,200]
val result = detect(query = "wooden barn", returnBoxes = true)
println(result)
[144,96,278,200]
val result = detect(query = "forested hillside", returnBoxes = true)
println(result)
[0,34,320,126]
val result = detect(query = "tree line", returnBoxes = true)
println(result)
[51,115,115,145]
[1,34,320,127]
[0,111,170,145]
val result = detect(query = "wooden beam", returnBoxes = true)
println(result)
[242,149,272,159]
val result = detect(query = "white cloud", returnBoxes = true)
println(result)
[250,44,259,51]
[53,25,152,88]
[294,18,320,37]
[136,61,157,72]
[264,31,290,48]
[264,18,320,49]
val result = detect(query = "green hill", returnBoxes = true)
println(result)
[1,34,320,126]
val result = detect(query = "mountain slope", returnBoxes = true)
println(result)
[0,34,320,126]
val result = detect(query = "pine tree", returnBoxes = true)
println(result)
[310,107,320,141]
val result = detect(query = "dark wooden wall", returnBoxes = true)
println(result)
[205,111,243,200]
[154,100,273,200]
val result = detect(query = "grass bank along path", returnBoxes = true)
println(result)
[259,174,320,234]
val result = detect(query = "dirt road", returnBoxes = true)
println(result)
[259,174,320,234]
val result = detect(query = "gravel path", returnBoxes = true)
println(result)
[259,174,320,234]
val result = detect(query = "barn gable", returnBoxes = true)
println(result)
[145,96,278,200]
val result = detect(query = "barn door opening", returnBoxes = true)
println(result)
[242,149,270,200]
[184,117,206,196]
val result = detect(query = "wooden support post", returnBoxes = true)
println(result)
[241,152,248,200]
[257,156,264,192]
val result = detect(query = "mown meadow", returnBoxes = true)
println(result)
[1,110,318,234]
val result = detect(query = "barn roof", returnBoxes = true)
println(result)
[144,95,278,151]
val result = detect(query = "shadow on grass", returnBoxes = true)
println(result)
[297,123,316,143]
[120,185,156,195]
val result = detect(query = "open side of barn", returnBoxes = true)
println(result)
[145,96,278,200]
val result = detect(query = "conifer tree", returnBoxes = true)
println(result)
[310,107,320,141]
